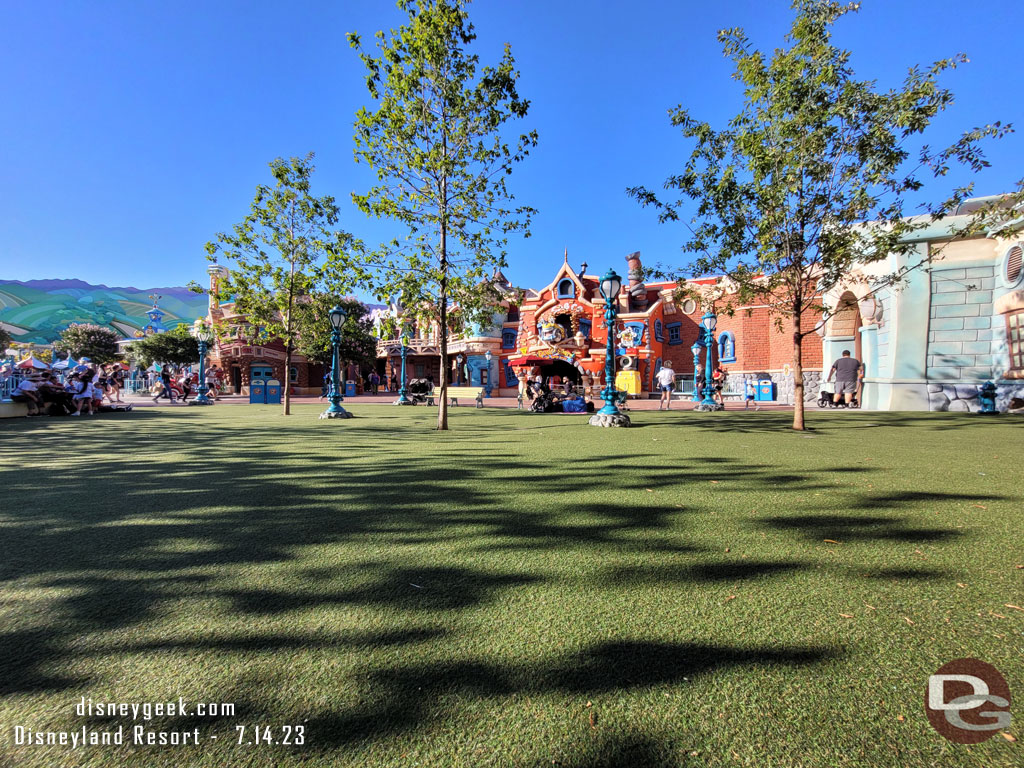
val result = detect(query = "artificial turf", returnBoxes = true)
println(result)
[0,404,1021,767]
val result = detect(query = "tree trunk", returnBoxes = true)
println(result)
[791,306,804,431]
[437,256,449,430]
[283,259,296,416]
[437,135,449,431]
[283,337,293,416]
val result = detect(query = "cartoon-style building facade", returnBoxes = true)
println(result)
[823,201,1024,412]
[374,252,824,402]
[204,265,329,396]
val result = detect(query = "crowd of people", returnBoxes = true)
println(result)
[8,363,132,417]
[148,364,223,404]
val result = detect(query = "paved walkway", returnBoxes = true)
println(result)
[127,392,798,411]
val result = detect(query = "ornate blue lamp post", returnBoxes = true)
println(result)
[690,341,703,402]
[484,349,493,396]
[589,268,630,427]
[395,333,411,405]
[320,304,353,420]
[190,320,214,406]
[695,311,723,412]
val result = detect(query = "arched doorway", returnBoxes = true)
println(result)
[542,360,581,384]
[831,291,862,362]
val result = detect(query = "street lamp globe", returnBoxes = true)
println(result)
[329,304,347,330]
[701,312,717,332]
[599,269,622,301]
[691,341,702,356]
[485,350,492,363]
[194,323,213,344]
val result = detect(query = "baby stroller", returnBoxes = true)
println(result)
[407,378,434,405]
[818,387,859,408]
[530,385,562,413]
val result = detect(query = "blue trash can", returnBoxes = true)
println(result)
[344,380,356,398]
[757,379,775,401]
[265,379,282,405]
[249,380,266,403]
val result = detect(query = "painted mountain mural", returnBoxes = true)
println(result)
[0,279,208,344]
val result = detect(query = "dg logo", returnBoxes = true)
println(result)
[926,658,1012,743]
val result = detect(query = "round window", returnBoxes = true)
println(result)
[1003,243,1023,288]
[681,299,698,315]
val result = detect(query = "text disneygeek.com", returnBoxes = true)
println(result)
[9,697,306,749]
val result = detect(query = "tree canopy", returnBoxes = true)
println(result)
[293,296,377,369]
[205,153,362,415]
[127,324,200,369]
[54,323,121,365]
[629,0,1024,430]
[348,0,537,429]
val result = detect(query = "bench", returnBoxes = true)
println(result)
[671,377,750,403]
[445,385,485,408]
[0,401,30,419]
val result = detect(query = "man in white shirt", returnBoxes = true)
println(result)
[11,375,42,416]
[656,361,676,410]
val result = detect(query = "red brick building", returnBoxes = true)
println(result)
[204,266,333,396]
[374,253,824,403]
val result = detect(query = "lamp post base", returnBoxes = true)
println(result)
[694,401,724,412]
[588,412,632,428]
[393,397,413,406]
[188,399,214,406]
[319,408,353,419]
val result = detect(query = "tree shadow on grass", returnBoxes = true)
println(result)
[758,513,963,543]
[601,560,807,586]
[535,733,680,768]
[299,640,840,750]
[0,407,993,708]
[222,565,541,615]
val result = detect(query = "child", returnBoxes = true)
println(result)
[69,375,93,416]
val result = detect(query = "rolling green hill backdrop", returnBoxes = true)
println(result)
[0,279,208,344]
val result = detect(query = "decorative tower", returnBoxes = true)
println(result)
[207,264,228,326]
[625,252,649,311]
[143,294,168,335]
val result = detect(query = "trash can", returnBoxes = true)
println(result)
[249,380,266,403]
[265,379,282,405]
[757,379,775,402]
[344,380,356,398]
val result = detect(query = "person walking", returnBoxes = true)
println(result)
[826,350,864,407]
[712,365,727,407]
[656,360,676,410]
[158,369,175,403]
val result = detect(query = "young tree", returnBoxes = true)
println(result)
[126,324,199,369]
[55,323,120,364]
[293,295,377,369]
[0,328,12,354]
[630,0,1022,430]
[205,154,361,415]
[348,0,537,430]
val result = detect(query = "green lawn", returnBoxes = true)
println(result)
[1,405,1021,767]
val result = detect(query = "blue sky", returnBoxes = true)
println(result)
[1,0,1021,296]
